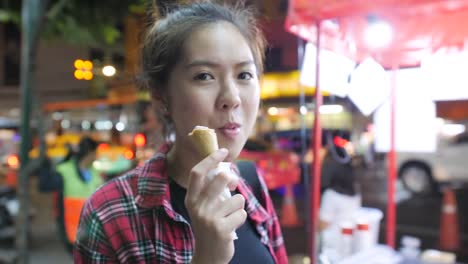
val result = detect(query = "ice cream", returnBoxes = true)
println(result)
[188,125,238,240]
[188,126,219,158]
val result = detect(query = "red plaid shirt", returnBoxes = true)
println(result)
[74,146,288,263]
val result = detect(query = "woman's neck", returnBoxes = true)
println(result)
[166,144,198,189]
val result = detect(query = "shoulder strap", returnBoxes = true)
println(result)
[236,160,264,205]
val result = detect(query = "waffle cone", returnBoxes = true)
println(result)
[188,126,219,158]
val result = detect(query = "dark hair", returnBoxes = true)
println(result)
[329,162,358,196]
[139,1,266,105]
[61,143,75,163]
[75,137,98,162]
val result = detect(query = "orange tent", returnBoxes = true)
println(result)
[285,0,468,262]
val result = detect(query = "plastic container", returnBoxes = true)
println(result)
[353,222,373,253]
[399,235,421,259]
[339,224,354,259]
[352,207,383,245]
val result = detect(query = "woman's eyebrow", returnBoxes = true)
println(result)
[185,59,254,69]
[185,60,219,69]
[235,60,255,68]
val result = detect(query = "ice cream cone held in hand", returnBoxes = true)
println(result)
[188,126,234,195]
[188,125,238,240]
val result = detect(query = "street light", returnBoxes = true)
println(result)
[74,59,94,80]
[102,65,116,77]
[365,19,393,49]
[319,104,343,114]
[268,107,279,116]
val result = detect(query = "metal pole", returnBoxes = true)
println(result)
[18,3,34,263]
[297,37,310,234]
[18,1,48,263]
[310,21,322,264]
[386,62,398,249]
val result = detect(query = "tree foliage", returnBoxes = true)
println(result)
[0,0,21,24]
[1,0,147,46]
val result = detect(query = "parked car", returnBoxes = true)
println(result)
[397,131,468,195]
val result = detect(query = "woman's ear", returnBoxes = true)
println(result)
[150,85,170,112]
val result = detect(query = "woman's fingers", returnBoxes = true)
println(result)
[184,148,246,245]
[215,194,245,218]
[186,148,228,205]
[220,208,248,234]
[199,171,239,202]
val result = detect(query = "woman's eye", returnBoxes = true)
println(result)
[238,72,254,80]
[194,73,214,81]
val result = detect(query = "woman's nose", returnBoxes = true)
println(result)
[217,79,241,110]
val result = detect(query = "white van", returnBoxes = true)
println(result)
[397,131,468,195]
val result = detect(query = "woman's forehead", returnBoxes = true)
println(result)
[180,22,254,66]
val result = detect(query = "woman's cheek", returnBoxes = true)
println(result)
[172,95,210,129]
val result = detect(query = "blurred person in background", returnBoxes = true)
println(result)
[55,136,104,253]
[319,151,361,259]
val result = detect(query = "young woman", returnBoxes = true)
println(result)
[74,2,288,263]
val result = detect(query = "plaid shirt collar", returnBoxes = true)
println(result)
[134,144,270,224]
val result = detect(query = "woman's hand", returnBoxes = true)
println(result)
[186,149,247,264]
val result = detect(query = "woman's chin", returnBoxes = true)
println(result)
[219,143,240,159]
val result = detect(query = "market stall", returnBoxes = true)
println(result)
[285,0,468,262]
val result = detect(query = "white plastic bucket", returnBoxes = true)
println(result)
[353,207,383,245]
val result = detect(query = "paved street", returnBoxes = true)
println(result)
[1,180,73,264]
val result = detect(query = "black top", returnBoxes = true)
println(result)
[169,181,275,264]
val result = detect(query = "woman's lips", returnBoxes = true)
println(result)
[218,124,241,139]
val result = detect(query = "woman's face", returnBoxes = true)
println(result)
[166,22,260,161]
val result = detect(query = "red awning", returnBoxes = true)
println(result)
[286,0,468,68]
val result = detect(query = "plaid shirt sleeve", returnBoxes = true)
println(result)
[258,175,289,264]
[74,198,117,263]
